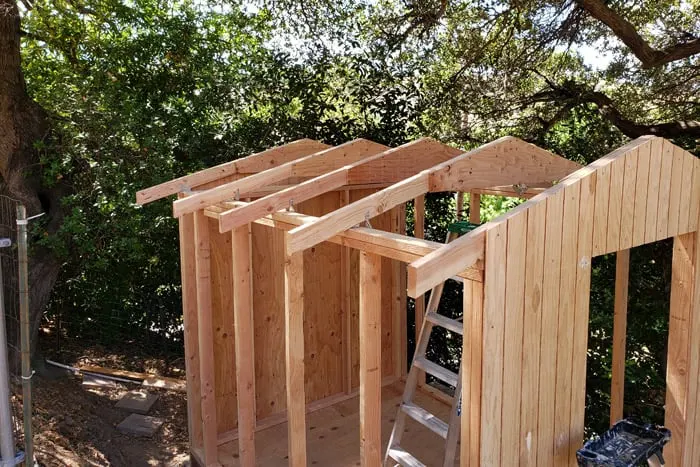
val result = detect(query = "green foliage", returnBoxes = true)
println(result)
[18,0,698,438]
[22,0,420,350]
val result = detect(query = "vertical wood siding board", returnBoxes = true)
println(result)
[644,138,663,244]
[501,214,527,462]
[537,192,564,467]
[469,280,484,466]
[678,152,695,234]
[694,380,700,466]
[682,229,700,465]
[632,142,652,248]
[554,183,581,463]
[569,172,596,460]
[606,156,624,254]
[668,146,685,237]
[592,162,611,256]
[689,159,700,232]
[656,140,674,241]
[519,201,546,467]
[619,149,638,250]
[179,213,203,449]
[480,223,508,466]
[664,233,695,465]
[194,211,219,464]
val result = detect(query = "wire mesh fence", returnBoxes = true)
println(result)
[0,195,26,464]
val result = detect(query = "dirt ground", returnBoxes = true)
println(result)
[11,342,192,466]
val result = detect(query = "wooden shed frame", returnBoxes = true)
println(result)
[138,134,699,466]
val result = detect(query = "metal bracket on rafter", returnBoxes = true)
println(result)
[363,212,372,229]
[513,183,528,197]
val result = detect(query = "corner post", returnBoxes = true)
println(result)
[359,251,382,466]
[610,249,630,425]
[194,211,219,465]
[284,249,307,466]
[232,224,257,466]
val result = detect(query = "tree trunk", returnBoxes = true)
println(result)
[0,0,62,371]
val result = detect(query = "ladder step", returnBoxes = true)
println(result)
[413,356,458,387]
[401,402,449,438]
[425,312,463,335]
[387,447,426,467]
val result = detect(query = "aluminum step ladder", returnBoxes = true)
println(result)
[385,231,463,467]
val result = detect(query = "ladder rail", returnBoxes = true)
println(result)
[386,193,469,467]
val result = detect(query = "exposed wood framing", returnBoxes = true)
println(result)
[204,203,483,281]
[428,136,580,193]
[136,139,329,205]
[194,211,219,465]
[407,135,681,298]
[341,190,353,394]
[469,192,481,224]
[218,138,461,233]
[178,212,203,449]
[284,250,307,466]
[287,136,579,267]
[232,224,256,465]
[137,134,700,467]
[413,195,425,387]
[173,139,388,217]
[359,251,382,466]
[610,249,630,426]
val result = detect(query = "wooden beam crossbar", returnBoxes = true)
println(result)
[406,138,654,298]
[215,138,462,233]
[136,139,330,205]
[173,139,389,217]
[205,202,483,281]
[285,136,580,262]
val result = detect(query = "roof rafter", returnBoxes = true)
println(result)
[406,136,654,297]
[285,136,582,255]
[172,138,388,217]
[136,138,330,205]
[215,138,462,233]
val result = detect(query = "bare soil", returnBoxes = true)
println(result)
[11,340,191,466]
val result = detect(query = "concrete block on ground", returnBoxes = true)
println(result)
[116,414,164,437]
[115,389,159,414]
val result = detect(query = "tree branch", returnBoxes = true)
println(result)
[529,81,700,139]
[575,0,700,68]
[581,90,700,138]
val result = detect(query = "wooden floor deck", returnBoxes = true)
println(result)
[196,381,457,466]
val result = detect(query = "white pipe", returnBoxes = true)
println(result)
[44,359,140,385]
[0,256,17,463]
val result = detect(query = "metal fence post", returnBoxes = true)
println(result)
[16,205,32,465]
[0,235,14,466]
